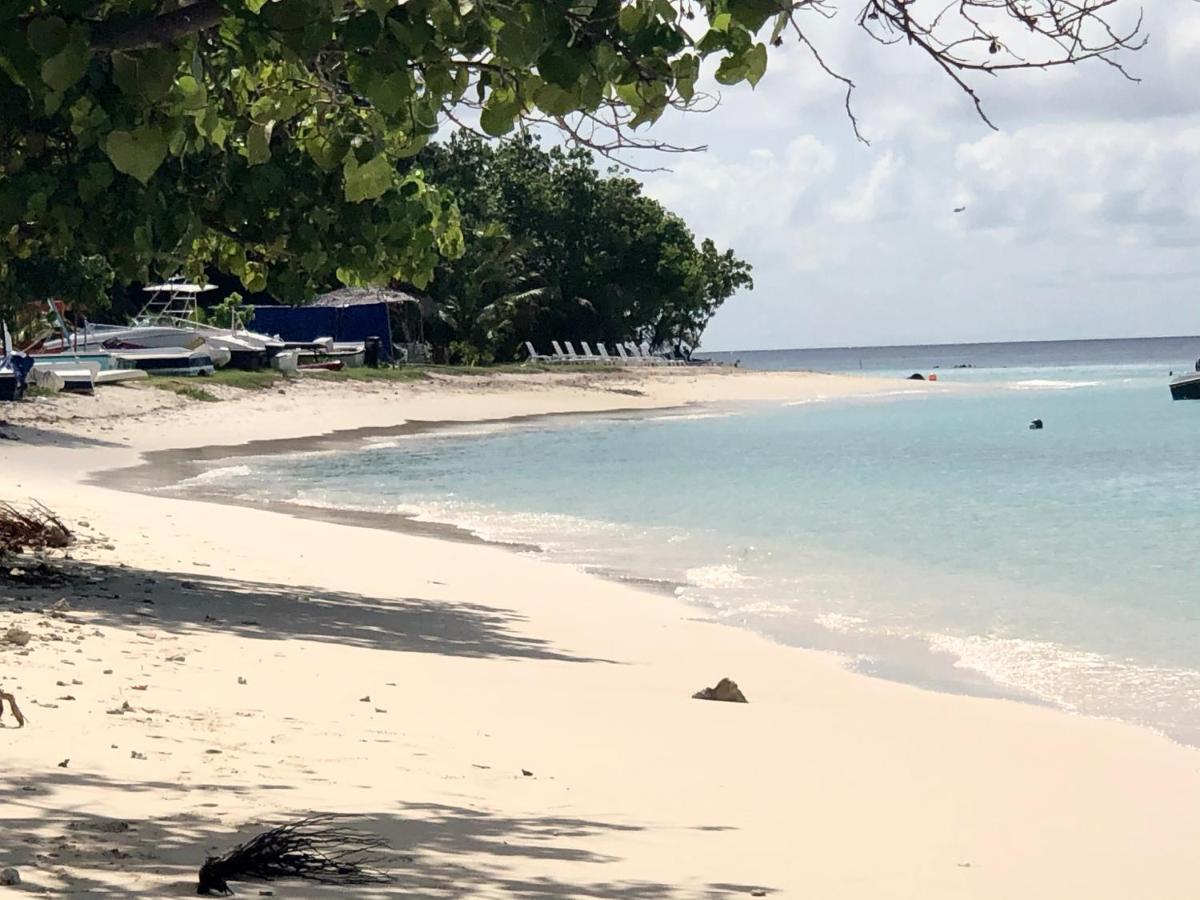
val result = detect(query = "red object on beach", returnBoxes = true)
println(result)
[298,360,345,372]
[928,373,939,381]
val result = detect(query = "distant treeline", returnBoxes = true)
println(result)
[416,134,752,364]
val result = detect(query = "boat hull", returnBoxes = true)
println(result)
[111,349,216,377]
[1170,374,1200,400]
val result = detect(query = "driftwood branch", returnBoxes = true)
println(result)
[0,690,25,728]
[91,0,224,52]
[0,502,72,556]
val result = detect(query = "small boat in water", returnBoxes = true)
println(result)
[1170,371,1200,401]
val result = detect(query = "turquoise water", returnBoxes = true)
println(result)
[185,358,1200,743]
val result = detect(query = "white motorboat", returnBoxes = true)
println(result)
[138,279,285,369]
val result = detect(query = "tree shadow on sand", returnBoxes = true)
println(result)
[1,773,772,898]
[0,422,123,448]
[1,558,612,664]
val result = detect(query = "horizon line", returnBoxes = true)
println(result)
[699,333,1200,355]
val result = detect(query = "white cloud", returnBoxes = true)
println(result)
[955,123,1200,242]
[644,136,836,249]
[829,152,903,223]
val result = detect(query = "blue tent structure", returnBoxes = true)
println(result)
[249,288,425,363]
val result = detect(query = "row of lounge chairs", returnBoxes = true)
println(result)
[524,340,686,366]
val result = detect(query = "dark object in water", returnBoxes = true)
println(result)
[1029,419,1044,430]
[197,815,391,895]
[692,677,748,703]
[1170,372,1200,401]
[907,373,925,380]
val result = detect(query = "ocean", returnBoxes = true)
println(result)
[181,337,1200,744]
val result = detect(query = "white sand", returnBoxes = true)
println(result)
[2,369,1198,898]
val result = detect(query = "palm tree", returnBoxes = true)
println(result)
[435,224,555,364]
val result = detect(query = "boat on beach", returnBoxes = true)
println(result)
[27,281,283,371]
[114,347,217,377]
[137,280,285,370]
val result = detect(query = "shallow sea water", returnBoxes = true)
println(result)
[181,340,1200,744]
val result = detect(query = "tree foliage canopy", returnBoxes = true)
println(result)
[421,133,751,363]
[0,0,789,305]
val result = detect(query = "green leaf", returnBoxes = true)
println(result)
[0,27,41,86]
[177,74,208,110]
[533,80,577,116]
[364,71,409,116]
[618,4,645,33]
[103,125,168,184]
[497,17,542,66]
[343,153,394,202]
[672,54,699,102]
[42,48,87,92]
[113,50,180,103]
[27,17,68,58]
[304,133,347,172]
[715,44,766,86]
[242,262,268,293]
[41,27,91,93]
[479,87,519,136]
[246,122,273,165]
[744,43,768,87]
[696,28,729,54]
[537,43,585,88]
[728,0,782,32]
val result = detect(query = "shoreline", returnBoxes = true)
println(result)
[4,369,1200,897]
[108,401,1059,721]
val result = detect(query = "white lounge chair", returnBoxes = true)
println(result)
[564,341,584,361]
[581,342,608,363]
[596,344,615,364]
[640,345,668,366]
[551,341,571,362]
[523,341,551,363]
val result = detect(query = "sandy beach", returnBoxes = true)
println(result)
[3,367,1200,898]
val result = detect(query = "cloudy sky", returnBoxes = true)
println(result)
[628,0,1200,351]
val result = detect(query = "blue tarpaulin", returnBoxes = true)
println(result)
[250,303,393,361]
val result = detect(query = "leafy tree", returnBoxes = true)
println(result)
[421,133,751,362]
[0,0,1139,305]
[0,0,786,303]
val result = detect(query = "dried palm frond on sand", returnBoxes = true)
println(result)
[197,815,391,895]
